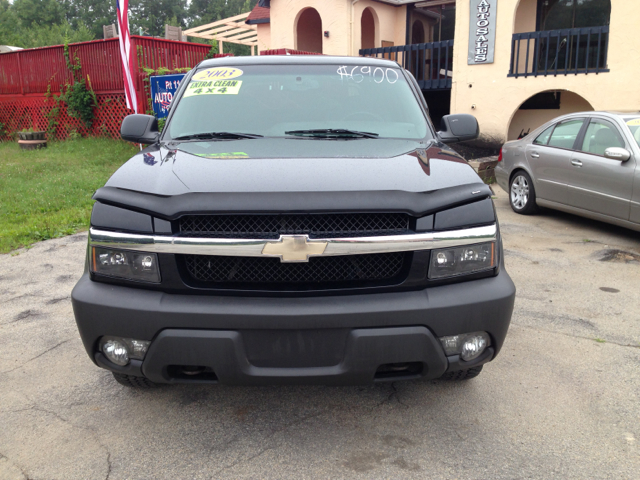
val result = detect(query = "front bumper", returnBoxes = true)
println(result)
[72,271,515,385]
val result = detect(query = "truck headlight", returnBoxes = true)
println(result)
[91,247,161,283]
[428,242,495,279]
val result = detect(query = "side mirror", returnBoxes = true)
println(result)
[438,114,480,144]
[604,147,631,162]
[120,114,159,144]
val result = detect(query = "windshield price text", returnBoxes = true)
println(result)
[337,66,400,84]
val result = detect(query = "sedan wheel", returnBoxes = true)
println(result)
[509,172,538,215]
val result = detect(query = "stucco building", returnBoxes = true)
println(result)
[219,0,638,148]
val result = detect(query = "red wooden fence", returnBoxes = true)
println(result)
[0,36,218,140]
[0,38,319,142]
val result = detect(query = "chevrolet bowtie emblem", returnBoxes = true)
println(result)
[262,235,328,263]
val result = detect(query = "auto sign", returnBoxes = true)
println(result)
[150,74,186,119]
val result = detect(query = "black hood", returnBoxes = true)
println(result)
[105,138,480,196]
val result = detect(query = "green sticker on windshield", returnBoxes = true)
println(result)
[184,80,242,97]
[626,118,640,126]
[195,152,249,159]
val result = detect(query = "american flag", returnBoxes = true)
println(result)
[117,0,138,113]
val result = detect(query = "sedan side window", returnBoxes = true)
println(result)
[547,119,584,150]
[533,125,555,145]
[580,119,625,156]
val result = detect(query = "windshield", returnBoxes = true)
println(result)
[166,64,431,141]
[623,116,640,148]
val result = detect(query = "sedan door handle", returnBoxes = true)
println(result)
[571,160,583,167]
[530,152,540,158]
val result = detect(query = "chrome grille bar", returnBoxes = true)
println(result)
[89,224,497,260]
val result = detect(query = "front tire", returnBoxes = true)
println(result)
[509,171,538,215]
[112,373,160,389]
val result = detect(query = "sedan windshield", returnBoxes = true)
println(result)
[623,116,640,148]
[166,64,431,141]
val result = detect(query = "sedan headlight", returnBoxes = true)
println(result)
[91,247,161,283]
[428,242,495,279]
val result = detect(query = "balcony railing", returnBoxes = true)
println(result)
[360,40,454,90]
[509,26,609,78]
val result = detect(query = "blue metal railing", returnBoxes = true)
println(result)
[509,26,609,78]
[360,40,454,90]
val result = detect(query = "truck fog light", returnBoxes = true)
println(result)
[127,339,151,359]
[460,335,488,361]
[439,331,491,361]
[102,339,130,366]
[440,335,462,355]
[100,337,151,366]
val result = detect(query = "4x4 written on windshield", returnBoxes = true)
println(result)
[184,79,243,97]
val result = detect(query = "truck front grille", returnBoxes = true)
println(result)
[178,213,410,239]
[182,253,407,288]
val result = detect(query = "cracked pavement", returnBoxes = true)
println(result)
[0,188,639,479]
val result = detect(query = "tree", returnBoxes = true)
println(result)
[187,0,257,56]
[0,0,259,53]
[0,0,93,49]
[11,0,67,27]
[67,0,117,39]
[128,0,189,37]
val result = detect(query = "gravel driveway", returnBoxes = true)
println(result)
[1,188,639,480]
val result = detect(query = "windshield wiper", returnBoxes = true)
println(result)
[284,129,379,139]
[172,132,263,141]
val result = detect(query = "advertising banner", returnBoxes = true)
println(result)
[150,74,186,118]
[468,0,498,65]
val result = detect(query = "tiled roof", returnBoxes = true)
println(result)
[246,5,270,25]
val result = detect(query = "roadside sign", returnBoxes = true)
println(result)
[150,74,186,118]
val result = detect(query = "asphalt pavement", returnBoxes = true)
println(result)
[1,187,639,480]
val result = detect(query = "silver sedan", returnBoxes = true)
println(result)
[495,111,640,232]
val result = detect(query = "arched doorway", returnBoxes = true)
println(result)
[296,8,322,53]
[411,20,424,44]
[507,90,594,141]
[361,7,376,50]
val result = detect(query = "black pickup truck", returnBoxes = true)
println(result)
[71,56,515,388]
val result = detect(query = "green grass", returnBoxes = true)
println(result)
[0,138,138,254]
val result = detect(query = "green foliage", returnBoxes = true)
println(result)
[1,0,259,52]
[25,22,93,49]
[188,0,257,56]
[11,0,66,26]
[43,39,98,136]
[62,78,97,128]
[0,0,93,49]
[128,0,189,37]
[205,40,220,59]
[0,137,138,253]
[188,0,256,27]
[65,0,117,40]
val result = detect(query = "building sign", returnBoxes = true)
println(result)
[150,74,185,118]
[468,0,497,65]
